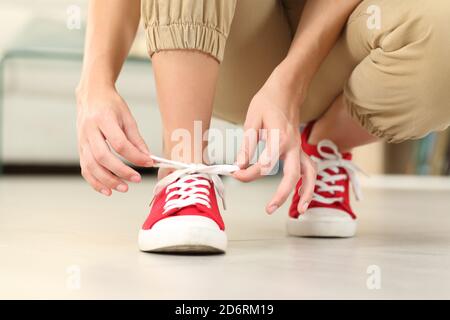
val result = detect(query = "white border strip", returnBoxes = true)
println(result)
[360,175,450,191]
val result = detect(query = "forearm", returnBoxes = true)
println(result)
[77,0,141,92]
[281,0,361,87]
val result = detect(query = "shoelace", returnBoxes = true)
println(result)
[310,140,365,205]
[150,156,240,214]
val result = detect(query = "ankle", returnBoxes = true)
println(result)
[157,148,210,180]
[163,149,208,164]
[306,121,325,146]
[305,122,353,154]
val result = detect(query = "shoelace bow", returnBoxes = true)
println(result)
[150,156,240,214]
[310,140,366,205]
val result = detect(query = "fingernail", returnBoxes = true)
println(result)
[145,161,154,167]
[130,175,141,183]
[100,189,110,196]
[268,204,278,214]
[301,202,310,213]
[116,184,128,192]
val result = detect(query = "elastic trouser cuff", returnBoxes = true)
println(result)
[146,23,227,62]
[344,96,400,143]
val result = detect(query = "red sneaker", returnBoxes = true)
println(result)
[138,158,238,253]
[288,123,363,238]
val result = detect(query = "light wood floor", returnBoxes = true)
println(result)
[0,175,449,299]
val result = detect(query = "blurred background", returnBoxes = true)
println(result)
[0,0,449,177]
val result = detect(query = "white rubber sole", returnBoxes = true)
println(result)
[287,208,357,238]
[138,215,227,253]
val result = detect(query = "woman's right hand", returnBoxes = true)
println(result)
[76,85,154,196]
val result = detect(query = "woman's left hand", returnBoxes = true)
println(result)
[233,62,317,215]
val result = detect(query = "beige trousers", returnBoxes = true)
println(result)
[142,0,450,143]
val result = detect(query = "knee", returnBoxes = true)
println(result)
[383,1,450,54]
[407,1,450,48]
[343,1,450,142]
[389,2,450,141]
[414,1,450,28]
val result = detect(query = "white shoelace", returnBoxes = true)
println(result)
[150,156,240,214]
[310,140,365,205]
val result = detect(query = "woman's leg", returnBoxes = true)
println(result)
[308,93,378,152]
[139,0,301,253]
[139,50,226,253]
[286,0,450,238]
[139,0,240,253]
[152,50,219,167]
[288,0,450,147]
[142,0,237,178]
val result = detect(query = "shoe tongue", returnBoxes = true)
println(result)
[183,176,210,183]
[174,175,212,192]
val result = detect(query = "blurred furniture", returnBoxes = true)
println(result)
[0,18,162,172]
[0,18,85,172]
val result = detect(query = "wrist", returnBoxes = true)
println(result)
[76,77,116,100]
[77,58,117,96]
[76,82,118,111]
[271,60,309,112]
[278,56,315,89]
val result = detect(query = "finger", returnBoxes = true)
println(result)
[123,115,150,155]
[297,153,317,214]
[81,165,111,196]
[88,128,142,183]
[84,146,129,192]
[258,129,280,176]
[100,121,153,167]
[266,149,300,214]
[234,130,279,182]
[233,162,263,182]
[235,122,260,169]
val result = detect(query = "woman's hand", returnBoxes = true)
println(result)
[233,0,361,214]
[233,62,317,215]
[76,85,153,196]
